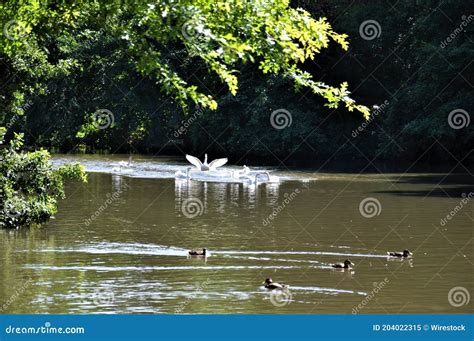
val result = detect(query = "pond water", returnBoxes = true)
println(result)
[1,155,472,314]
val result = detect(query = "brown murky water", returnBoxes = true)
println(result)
[0,155,472,314]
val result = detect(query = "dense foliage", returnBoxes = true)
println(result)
[0,0,472,167]
[0,128,86,229]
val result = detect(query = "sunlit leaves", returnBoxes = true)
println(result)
[0,0,369,136]
[122,0,369,116]
[0,133,87,229]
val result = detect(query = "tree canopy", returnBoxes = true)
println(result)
[0,0,472,165]
[0,1,368,127]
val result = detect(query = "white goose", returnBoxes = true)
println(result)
[185,154,228,171]
[113,155,133,173]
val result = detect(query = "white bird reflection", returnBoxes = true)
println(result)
[111,174,129,194]
[174,179,283,214]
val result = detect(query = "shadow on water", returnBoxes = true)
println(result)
[375,173,474,198]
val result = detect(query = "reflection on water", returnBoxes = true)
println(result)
[174,179,282,215]
[0,155,472,314]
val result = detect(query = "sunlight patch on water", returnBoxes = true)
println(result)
[24,265,319,271]
[36,242,189,256]
[222,255,322,264]
[289,286,367,296]
[32,242,388,259]
[213,250,388,258]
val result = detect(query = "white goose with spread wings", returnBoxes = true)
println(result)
[185,154,228,171]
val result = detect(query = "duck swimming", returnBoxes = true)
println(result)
[332,259,355,269]
[387,249,412,258]
[189,248,207,256]
[263,278,288,290]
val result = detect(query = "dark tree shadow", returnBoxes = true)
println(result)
[375,173,474,198]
